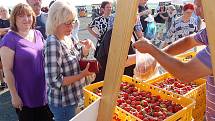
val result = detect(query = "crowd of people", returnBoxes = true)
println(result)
[0,0,214,121]
[0,0,94,121]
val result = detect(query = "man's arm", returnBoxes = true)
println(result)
[162,35,202,55]
[133,39,211,82]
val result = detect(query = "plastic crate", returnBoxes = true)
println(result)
[145,73,206,120]
[192,104,206,121]
[175,52,196,62]
[84,75,195,121]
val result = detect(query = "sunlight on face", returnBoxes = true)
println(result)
[16,12,33,31]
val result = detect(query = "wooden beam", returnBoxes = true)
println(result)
[97,0,138,121]
[202,0,215,83]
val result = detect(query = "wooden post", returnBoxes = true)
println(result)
[202,0,215,83]
[97,0,138,121]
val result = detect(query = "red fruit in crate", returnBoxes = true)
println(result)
[129,96,135,101]
[132,92,138,96]
[161,112,167,119]
[153,112,160,117]
[144,107,151,114]
[164,100,172,106]
[146,92,152,98]
[153,106,160,112]
[146,98,151,103]
[124,106,131,112]
[142,96,146,100]
[123,93,129,99]
[160,103,166,108]
[130,110,137,116]
[137,114,144,120]
[141,100,148,107]
[143,117,150,121]
[135,96,141,101]
[167,106,173,113]
[120,103,127,108]
[139,91,146,97]
[117,99,125,105]
[135,105,142,112]
[133,88,138,92]
[148,117,156,121]
[151,99,156,103]
[135,101,141,105]
[173,104,183,113]
[126,100,131,104]
[128,87,135,92]
[167,78,174,84]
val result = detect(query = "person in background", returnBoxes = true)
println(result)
[138,0,151,33]
[165,5,177,33]
[167,3,199,44]
[133,0,214,120]
[45,1,94,121]
[91,6,100,21]
[26,0,47,39]
[0,3,53,121]
[0,5,10,89]
[93,28,138,83]
[144,14,156,40]
[154,5,168,40]
[88,1,112,57]
[0,5,10,39]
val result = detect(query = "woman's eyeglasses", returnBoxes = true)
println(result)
[64,19,77,26]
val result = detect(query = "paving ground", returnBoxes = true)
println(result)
[0,17,94,121]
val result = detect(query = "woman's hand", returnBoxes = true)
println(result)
[81,63,93,77]
[80,39,96,50]
[11,93,23,110]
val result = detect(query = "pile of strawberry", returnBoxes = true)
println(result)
[94,82,183,121]
[153,78,198,95]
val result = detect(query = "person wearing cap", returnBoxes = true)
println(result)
[167,3,199,44]
[132,0,215,120]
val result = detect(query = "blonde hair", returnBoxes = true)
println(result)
[46,0,77,35]
[0,5,10,19]
[10,3,36,32]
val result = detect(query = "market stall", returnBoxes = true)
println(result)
[71,0,215,120]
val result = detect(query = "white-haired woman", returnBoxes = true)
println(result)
[44,1,94,121]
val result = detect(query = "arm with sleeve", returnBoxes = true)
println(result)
[44,39,63,89]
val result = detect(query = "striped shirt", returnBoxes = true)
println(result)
[167,16,198,43]
[194,28,215,120]
[44,35,87,107]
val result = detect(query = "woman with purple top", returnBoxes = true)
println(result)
[0,3,53,121]
[132,0,215,120]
